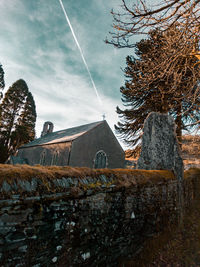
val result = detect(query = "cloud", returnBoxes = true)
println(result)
[0,0,24,12]
[0,0,130,150]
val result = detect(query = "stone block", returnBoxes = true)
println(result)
[137,112,183,181]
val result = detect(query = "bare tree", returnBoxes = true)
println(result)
[106,0,200,49]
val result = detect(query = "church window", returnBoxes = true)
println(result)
[94,150,108,169]
[40,151,46,166]
[51,151,59,166]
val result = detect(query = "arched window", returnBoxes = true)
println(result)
[40,151,46,166]
[94,150,108,169]
[51,151,59,166]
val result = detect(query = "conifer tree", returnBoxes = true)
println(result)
[11,92,36,152]
[0,79,36,162]
[0,63,5,99]
[115,27,200,150]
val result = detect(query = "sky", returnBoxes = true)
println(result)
[0,0,136,149]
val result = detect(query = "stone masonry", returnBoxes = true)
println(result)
[0,167,197,266]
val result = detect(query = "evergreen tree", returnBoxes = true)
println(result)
[115,27,200,150]
[0,79,36,162]
[0,63,5,99]
[11,92,36,152]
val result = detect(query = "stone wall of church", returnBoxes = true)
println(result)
[67,121,125,169]
[0,168,199,266]
[17,142,71,166]
[17,120,125,168]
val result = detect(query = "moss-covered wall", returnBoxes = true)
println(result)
[0,165,199,266]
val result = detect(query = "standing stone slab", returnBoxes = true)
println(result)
[137,112,183,181]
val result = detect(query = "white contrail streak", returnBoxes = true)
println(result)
[58,0,103,107]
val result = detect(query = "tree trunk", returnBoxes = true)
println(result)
[175,103,182,149]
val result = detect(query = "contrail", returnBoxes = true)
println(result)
[58,0,103,107]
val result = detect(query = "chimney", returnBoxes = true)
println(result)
[41,121,54,137]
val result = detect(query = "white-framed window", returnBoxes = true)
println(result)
[93,150,108,169]
[51,150,59,166]
[40,151,46,166]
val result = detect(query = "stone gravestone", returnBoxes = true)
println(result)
[137,112,183,181]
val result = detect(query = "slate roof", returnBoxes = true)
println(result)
[20,121,103,148]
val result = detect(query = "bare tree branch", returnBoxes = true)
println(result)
[106,0,200,48]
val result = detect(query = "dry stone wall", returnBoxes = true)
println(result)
[0,169,198,266]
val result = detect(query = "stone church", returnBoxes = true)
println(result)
[17,120,125,169]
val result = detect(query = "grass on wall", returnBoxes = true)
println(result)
[0,164,175,188]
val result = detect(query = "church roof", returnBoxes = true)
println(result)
[20,121,104,148]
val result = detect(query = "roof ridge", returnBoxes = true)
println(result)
[19,120,105,148]
[52,120,103,135]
